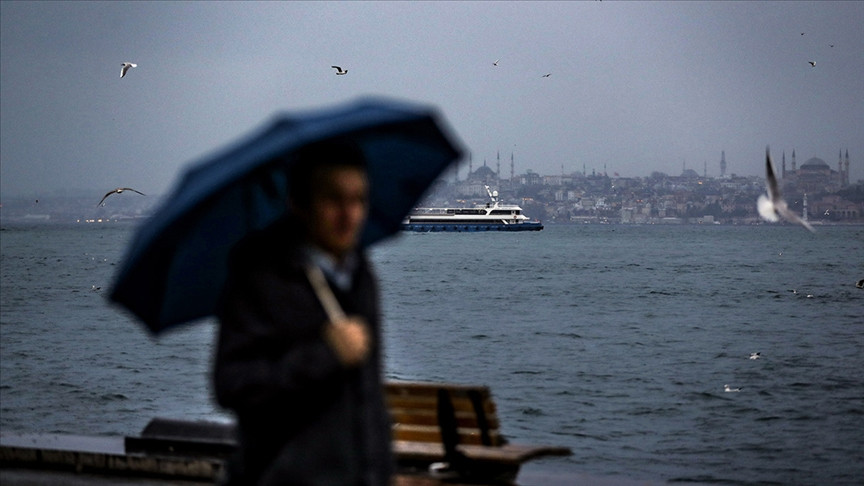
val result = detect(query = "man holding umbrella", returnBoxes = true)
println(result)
[109,98,462,485]
[213,140,393,485]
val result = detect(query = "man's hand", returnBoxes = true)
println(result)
[324,317,371,367]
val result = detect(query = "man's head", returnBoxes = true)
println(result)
[288,140,369,259]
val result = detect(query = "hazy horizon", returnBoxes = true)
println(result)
[2,1,862,200]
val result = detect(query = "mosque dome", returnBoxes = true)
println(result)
[472,165,497,179]
[800,157,829,169]
[681,168,700,179]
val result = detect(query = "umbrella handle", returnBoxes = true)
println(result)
[304,264,347,322]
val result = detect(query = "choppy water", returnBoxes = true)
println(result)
[1,222,863,485]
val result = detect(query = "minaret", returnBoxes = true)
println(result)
[510,152,514,181]
[704,160,707,178]
[468,152,473,180]
[720,150,727,178]
[782,151,786,178]
[844,149,850,186]
[496,151,501,179]
[792,150,797,171]
[839,150,844,187]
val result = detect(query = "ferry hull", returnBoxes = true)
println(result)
[401,221,543,232]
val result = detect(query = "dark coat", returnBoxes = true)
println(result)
[213,219,393,486]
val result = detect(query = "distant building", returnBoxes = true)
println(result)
[781,150,851,194]
[680,168,700,179]
[456,162,499,197]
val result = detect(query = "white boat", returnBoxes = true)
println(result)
[401,186,543,232]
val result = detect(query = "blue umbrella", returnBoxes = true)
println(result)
[109,97,462,334]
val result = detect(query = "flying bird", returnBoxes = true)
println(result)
[757,147,815,232]
[856,279,864,289]
[724,384,742,392]
[542,73,551,77]
[808,61,816,67]
[98,187,145,206]
[120,62,137,78]
[493,59,500,66]
[331,65,348,75]
[749,352,761,360]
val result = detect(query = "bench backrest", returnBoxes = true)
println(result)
[384,381,504,447]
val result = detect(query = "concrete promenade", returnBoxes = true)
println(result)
[0,432,672,486]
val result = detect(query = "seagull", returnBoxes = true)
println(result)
[808,61,816,67]
[749,352,761,360]
[331,65,348,75]
[757,147,815,232]
[856,279,864,289]
[120,62,137,78]
[542,73,551,77]
[98,187,145,206]
[493,59,500,66]
[724,384,742,392]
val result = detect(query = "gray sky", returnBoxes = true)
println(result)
[2,1,862,200]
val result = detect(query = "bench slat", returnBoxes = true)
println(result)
[391,425,503,445]
[389,409,501,430]
[385,394,496,415]
[393,441,571,465]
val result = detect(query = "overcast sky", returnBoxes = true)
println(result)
[2,1,862,200]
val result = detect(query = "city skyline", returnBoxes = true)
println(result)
[450,147,858,181]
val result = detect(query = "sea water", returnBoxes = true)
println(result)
[1,222,862,485]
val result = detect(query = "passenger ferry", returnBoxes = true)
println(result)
[401,186,543,232]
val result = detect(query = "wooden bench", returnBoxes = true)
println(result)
[125,381,571,482]
[386,381,571,481]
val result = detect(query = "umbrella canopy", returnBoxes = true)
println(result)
[109,97,462,334]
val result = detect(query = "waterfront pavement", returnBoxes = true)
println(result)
[0,433,674,486]
[1,468,672,486]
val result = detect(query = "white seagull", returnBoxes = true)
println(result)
[98,187,145,206]
[120,62,137,78]
[493,59,500,66]
[749,352,761,360]
[757,147,815,232]
[331,65,348,75]
[724,384,742,392]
